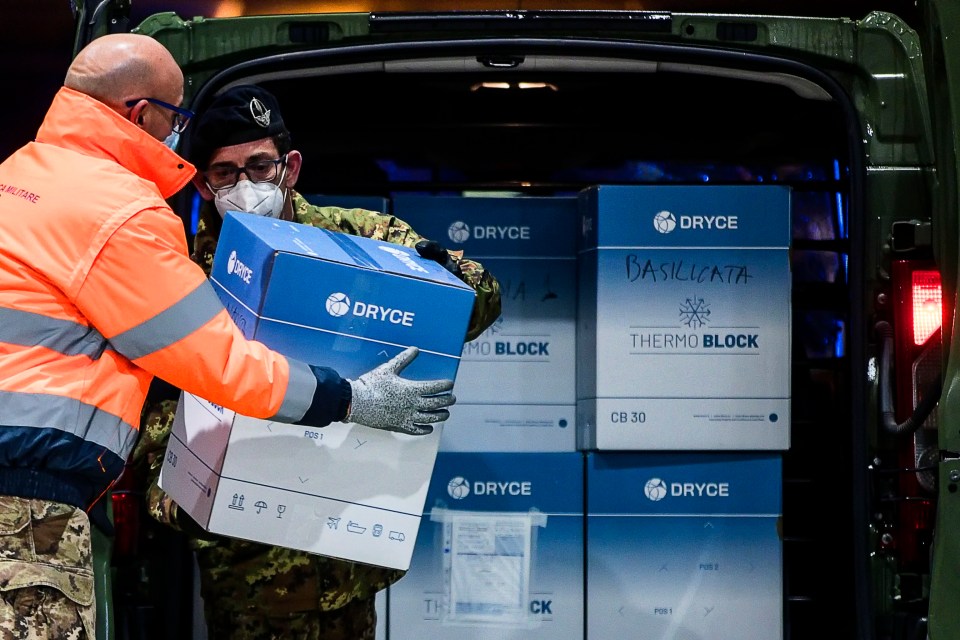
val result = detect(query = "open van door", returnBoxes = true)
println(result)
[70,0,132,51]
[66,1,960,638]
[921,1,960,638]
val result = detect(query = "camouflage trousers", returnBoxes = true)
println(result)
[203,592,377,640]
[0,498,95,640]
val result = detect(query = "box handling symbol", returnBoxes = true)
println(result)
[347,521,367,534]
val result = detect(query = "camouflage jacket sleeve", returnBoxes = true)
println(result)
[290,192,501,340]
[192,206,222,277]
[132,396,185,530]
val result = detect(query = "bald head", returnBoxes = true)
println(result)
[65,33,183,113]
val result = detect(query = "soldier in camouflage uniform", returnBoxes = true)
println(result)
[132,85,500,639]
[0,498,94,639]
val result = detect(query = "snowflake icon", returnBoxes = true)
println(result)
[679,296,711,328]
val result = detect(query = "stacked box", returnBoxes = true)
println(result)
[388,451,585,639]
[586,452,783,640]
[393,195,579,452]
[577,185,792,450]
[159,211,475,571]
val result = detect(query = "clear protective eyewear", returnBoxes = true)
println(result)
[203,155,288,191]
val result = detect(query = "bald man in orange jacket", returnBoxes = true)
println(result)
[0,33,454,637]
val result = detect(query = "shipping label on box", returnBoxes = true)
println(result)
[577,185,792,450]
[393,195,579,452]
[388,451,584,639]
[159,211,475,570]
[586,452,783,640]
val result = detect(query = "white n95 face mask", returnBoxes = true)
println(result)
[214,170,287,219]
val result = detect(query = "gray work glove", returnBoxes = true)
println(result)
[345,346,455,435]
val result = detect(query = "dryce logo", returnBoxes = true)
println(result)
[324,292,415,326]
[447,220,531,243]
[653,210,739,233]
[644,477,731,500]
[226,250,254,284]
[447,476,533,499]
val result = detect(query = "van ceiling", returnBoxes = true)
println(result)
[251,61,846,193]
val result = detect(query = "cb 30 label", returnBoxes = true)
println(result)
[611,411,646,423]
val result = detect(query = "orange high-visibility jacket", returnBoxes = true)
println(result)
[0,88,348,518]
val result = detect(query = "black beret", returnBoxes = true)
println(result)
[189,85,288,168]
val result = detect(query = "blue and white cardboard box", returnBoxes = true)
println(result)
[586,452,783,640]
[393,195,579,452]
[158,211,475,571]
[388,451,585,640]
[577,185,792,450]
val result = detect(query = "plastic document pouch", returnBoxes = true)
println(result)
[430,508,547,627]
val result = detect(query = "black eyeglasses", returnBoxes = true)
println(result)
[203,155,288,191]
[125,97,194,134]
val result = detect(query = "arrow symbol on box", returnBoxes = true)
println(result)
[299,476,308,483]
[355,438,366,449]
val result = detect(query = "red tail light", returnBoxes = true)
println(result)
[111,466,141,562]
[910,269,942,345]
[890,260,941,571]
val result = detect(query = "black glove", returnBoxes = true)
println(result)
[173,504,220,542]
[415,239,463,279]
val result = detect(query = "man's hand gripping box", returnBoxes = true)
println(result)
[159,211,475,571]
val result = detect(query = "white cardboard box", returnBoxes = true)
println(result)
[586,452,783,640]
[388,451,584,639]
[159,212,475,570]
[392,195,579,452]
[577,185,792,450]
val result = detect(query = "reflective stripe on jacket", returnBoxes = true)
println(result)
[0,87,329,514]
